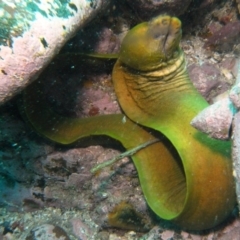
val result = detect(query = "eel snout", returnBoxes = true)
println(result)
[148,15,182,60]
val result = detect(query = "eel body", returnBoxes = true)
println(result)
[23,15,235,230]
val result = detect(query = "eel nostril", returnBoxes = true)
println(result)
[162,19,169,25]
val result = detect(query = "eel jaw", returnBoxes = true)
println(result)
[148,15,182,61]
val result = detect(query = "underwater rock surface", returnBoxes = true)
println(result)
[26,224,70,240]
[125,0,191,19]
[0,0,109,105]
[1,0,240,239]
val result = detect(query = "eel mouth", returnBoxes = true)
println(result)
[162,19,172,58]
[148,15,182,60]
[163,17,182,60]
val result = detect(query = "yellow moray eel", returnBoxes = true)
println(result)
[22,15,235,230]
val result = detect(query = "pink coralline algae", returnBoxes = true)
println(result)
[204,21,240,51]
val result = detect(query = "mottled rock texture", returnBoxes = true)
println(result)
[125,0,191,19]
[0,0,109,105]
[1,1,240,239]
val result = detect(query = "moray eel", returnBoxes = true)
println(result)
[22,15,235,230]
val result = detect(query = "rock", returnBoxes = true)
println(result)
[190,58,240,141]
[26,224,70,240]
[217,227,240,240]
[203,21,240,52]
[188,63,229,102]
[125,0,191,20]
[0,0,109,105]
[140,226,183,240]
[229,83,240,109]
[232,112,240,213]
[214,217,240,239]
[71,218,96,240]
[64,26,121,54]
[191,97,236,140]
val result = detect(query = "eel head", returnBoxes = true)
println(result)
[119,15,182,71]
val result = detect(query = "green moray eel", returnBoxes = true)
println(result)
[22,15,235,230]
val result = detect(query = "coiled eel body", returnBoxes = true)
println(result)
[23,15,235,230]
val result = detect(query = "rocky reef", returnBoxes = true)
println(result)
[1,0,240,239]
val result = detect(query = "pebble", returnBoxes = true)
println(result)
[26,224,70,240]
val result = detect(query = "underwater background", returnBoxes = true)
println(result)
[1,0,240,239]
